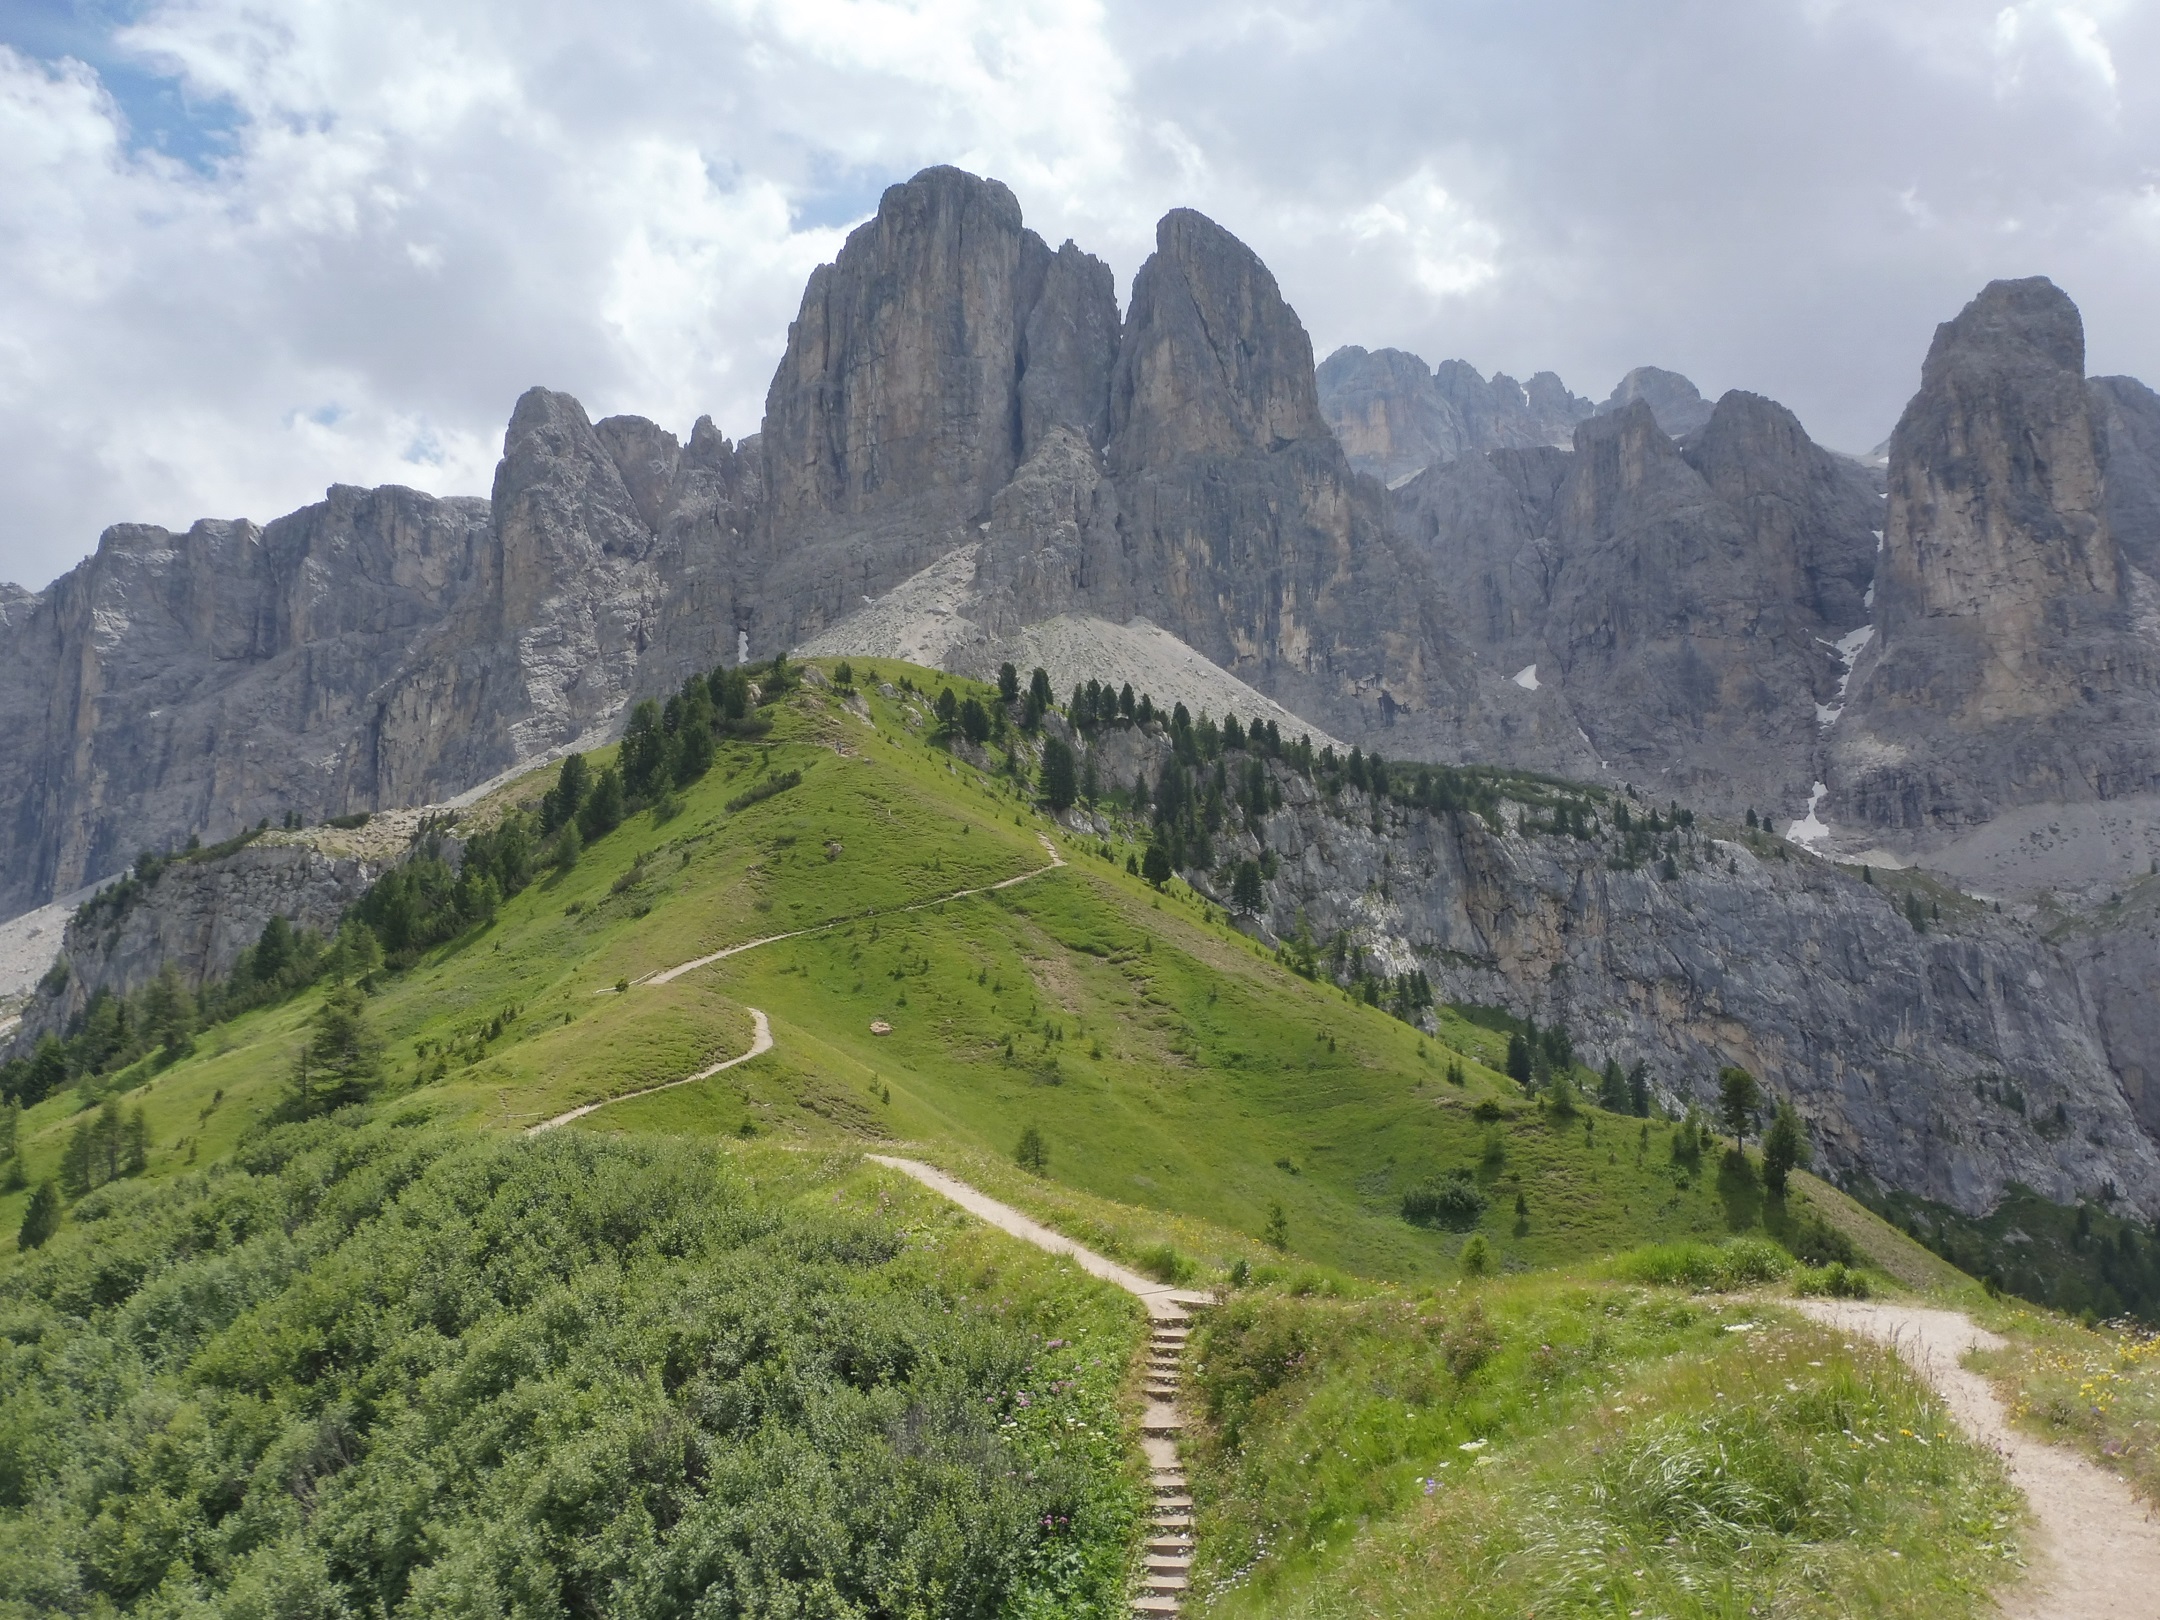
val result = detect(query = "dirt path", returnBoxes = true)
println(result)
[536,833,1063,1131]
[527,1009,771,1133]
[865,1156,1208,1615]
[1796,1300,2160,1619]
[643,833,1063,986]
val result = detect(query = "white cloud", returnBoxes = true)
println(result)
[1345,166,1501,299]
[3,0,2160,587]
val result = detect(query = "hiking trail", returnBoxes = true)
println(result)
[1796,1299,2160,1620]
[867,1155,1210,1616]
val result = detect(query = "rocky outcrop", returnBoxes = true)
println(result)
[1681,390,1883,633]
[1387,388,1876,816]
[1830,277,2160,840]
[11,840,374,1049]
[1233,766,2160,1220]
[1315,345,1593,484]
[2094,373,2160,576]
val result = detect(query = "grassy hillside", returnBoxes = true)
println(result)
[0,657,2042,1617]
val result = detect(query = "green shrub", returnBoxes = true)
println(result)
[0,1121,1139,1618]
[1793,1261,1873,1299]
[726,768,803,812]
[1402,1169,1488,1230]
[1616,1237,1791,1291]
[1137,1242,1196,1284]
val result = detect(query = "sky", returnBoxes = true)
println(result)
[1,0,2156,589]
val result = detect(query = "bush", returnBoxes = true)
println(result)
[0,1123,1137,1618]
[1137,1242,1196,1285]
[1460,1234,1492,1276]
[727,769,803,813]
[1793,1262,1872,1299]
[1616,1237,1791,1291]
[1402,1170,1489,1230]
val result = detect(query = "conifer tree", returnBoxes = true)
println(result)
[17,1180,59,1250]
[1041,738,1078,810]
[1718,1065,1763,1147]
[1763,1099,1810,1195]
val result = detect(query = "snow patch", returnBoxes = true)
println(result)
[1511,663,1540,691]
[1812,624,1876,727]
[1786,781,1832,846]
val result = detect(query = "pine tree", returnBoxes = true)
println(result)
[1506,1032,1533,1089]
[1599,1057,1630,1113]
[998,662,1021,703]
[541,752,591,833]
[579,766,625,840]
[1231,860,1264,914]
[1041,738,1077,810]
[1141,840,1173,887]
[1264,1201,1290,1252]
[288,986,384,1119]
[17,1180,60,1250]
[620,699,669,800]
[1718,1065,1763,1147]
[1762,1099,1809,1196]
[1015,1124,1048,1173]
[1627,1059,1651,1118]
[553,818,582,871]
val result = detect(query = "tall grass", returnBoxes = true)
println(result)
[1185,1273,2020,1618]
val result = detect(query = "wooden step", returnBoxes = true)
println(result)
[1150,1510,1194,1530]
[1140,1574,1190,1595]
[1131,1597,1180,1616]
[1151,1479,1187,1496]
[1147,1536,1194,1557]
[1146,1554,1193,1575]
[1152,1494,1193,1511]
[1142,1403,1183,1435]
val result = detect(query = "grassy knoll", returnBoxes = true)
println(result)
[0,656,2050,1618]
[8,663,1843,1284]
[1183,1265,2021,1618]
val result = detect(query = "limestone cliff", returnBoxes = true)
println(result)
[1830,277,2160,841]
[1211,756,2160,1220]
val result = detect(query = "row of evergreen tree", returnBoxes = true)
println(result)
[3,655,802,1118]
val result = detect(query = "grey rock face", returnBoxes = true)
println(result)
[1239,772,2160,1219]
[0,387,754,919]
[1682,390,1883,633]
[1831,277,2160,838]
[748,167,1119,652]
[2093,373,2160,576]
[1387,391,1872,818]
[0,485,491,917]
[12,840,374,1049]
[1596,365,1717,438]
[1090,209,1594,775]
[1315,345,1593,484]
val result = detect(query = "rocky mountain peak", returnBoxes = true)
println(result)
[1595,366,1714,438]
[1112,207,1328,463]
[1831,274,2158,841]
[1921,274,2085,387]
[1683,389,1881,631]
[761,165,1050,536]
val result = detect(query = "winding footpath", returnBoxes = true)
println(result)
[529,833,1063,1131]
[1797,1300,2160,1619]
[527,1009,772,1133]
[643,833,1064,986]
[867,1156,1211,1617]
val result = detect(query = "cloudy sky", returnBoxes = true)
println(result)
[2,0,2155,588]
